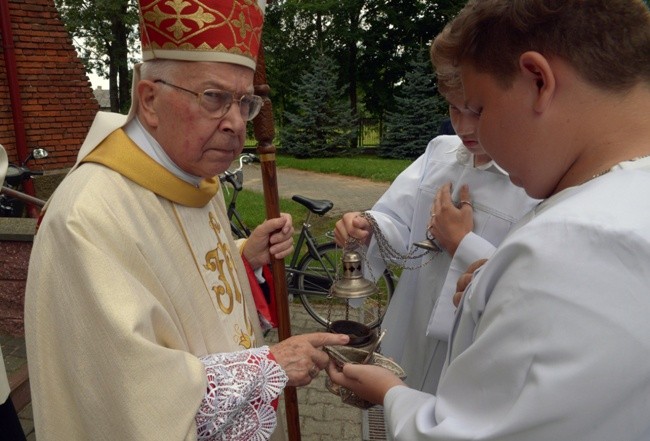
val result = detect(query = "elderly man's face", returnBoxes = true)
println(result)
[145,61,254,178]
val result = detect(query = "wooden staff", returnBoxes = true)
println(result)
[253,35,302,441]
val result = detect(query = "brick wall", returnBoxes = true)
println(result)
[0,0,98,170]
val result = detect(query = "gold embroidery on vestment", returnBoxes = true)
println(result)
[202,211,254,347]
[234,324,253,349]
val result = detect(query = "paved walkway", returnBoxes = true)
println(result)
[242,163,390,217]
[1,167,393,441]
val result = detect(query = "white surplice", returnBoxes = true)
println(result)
[382,158,650,440]
[367,135,537,393]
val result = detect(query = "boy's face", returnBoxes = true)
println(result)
[445,90,488,161]
[460,63,557,199]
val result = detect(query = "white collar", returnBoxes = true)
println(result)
[124,118,203,187]
[454,143,506,175]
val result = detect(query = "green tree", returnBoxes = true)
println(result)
[280,53,358,158]
[358,0,462,120]
[264,0,464,125]
[264,0,465,138]
[55,0,139,113]
[378,50,445,159]
[264,0,339,118]
[327,0,364,116]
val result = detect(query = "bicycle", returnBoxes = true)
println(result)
[1,147,49,217]
[219,154,396,329]
[220,153,258,238]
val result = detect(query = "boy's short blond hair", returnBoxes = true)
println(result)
[430,26,462,99]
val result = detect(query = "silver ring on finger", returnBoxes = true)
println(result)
[459,200,473,209]
[308,365,319,378]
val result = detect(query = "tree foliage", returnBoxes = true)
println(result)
[280,53,358,158]
[264,0,464,123]
[355,1,441,114]
[53,0,471,145]
[54,0,139,113]
[378,50,445,159]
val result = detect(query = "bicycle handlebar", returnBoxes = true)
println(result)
[225,153,258,175]
[219,153,257,190]
[240,153,259,165]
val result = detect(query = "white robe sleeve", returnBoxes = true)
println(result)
[426,232,496,341]
[196,346,288,440]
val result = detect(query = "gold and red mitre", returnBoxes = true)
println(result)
[138,0,265,70]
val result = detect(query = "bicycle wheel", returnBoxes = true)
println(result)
[296,242,395,328]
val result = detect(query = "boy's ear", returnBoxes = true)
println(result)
[137,80,159,128]
[519,51,555,113]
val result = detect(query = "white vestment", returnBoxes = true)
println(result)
[383,159,650,440]
[25,113,287,441]
[369,136,537,392]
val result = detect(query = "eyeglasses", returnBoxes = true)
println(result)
[154,79,264,121]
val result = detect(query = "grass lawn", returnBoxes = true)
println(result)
[276,154,411,183]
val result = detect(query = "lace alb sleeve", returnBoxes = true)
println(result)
[196,346,288,441]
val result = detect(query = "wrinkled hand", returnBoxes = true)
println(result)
[453,258,488,307]
[326,361,405,406]
[243,213,294,269]
[334,211,373,247]
[270,333,349,387]
[428,183,474,256]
